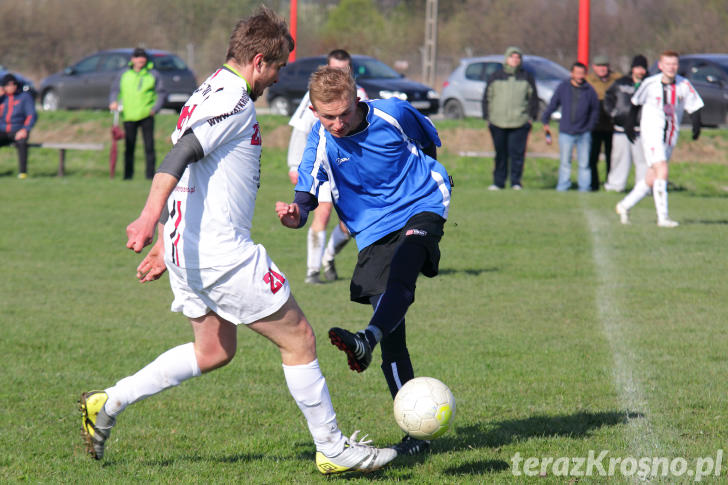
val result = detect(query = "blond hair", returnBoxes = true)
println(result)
[309,66,357,109]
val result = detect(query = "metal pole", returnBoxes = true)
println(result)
[578,0,590,66]
[423,0,438,87]
[289,0,298,62]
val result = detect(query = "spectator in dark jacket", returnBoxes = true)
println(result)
[0,74,37,179]
[542,62,599,191]
[603,55,648,192]
[481,46,539,191]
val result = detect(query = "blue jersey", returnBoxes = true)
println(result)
[295,98,451,250]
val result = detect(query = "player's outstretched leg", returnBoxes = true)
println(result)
[329,327,372,372]
[316,431,397,474]
[79,391,116,460]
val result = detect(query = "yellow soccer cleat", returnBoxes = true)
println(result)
[79,391,116,460]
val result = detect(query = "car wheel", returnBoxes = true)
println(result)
[269,96,291,116]
[42,89,60,111]
[442,99,464,119]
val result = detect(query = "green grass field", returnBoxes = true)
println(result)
[1,112,727,483]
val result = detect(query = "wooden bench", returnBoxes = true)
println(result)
[28,142,105,176]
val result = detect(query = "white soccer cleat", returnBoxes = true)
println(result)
[657,218,679,228]
[615,203,630,225]
[315,431,397,474]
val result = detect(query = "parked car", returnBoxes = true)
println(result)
[39,49,197,111]
[0,65,36,98]
[440,55,570,119]
[649,53,728,126]
[266,54,439,116]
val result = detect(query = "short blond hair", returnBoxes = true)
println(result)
[309,66,357,110]
[661,50,680,60]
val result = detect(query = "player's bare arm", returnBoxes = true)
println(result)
[136,223,166,283]
[275,201,301,228]
[127,131,205,252]
[126,173,179,253]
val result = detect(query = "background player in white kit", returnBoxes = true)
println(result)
[79,8,395,475]
[287,49,368,284]
[616,50,703,227]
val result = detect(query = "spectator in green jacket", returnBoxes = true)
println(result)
[109,47,166,179]
[481,46,539,191]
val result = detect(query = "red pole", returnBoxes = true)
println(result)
[578,0,590,66]
[289,0,297,62]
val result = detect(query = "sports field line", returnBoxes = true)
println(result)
[583,206,661,460]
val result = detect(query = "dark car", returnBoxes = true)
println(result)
[649,53,728,126]
[39,49,197,111]
[266,55,439,116]
[440,55,571,119]
[0,65,36,98]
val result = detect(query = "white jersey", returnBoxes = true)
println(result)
[165,66,263,268]
[287,86,368,171]
[632,73,703,148]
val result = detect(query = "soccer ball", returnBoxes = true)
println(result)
[393,376,455,440]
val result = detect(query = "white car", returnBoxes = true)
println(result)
[440,55,569,120]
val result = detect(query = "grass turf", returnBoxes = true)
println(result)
[1,112,727,483]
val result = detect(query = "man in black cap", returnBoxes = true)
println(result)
[0,73,37,179]
[603,55,649,192]
[109,47,166,179]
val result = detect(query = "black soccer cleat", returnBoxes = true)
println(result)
[393,435,431,456]
[328,327,372,373]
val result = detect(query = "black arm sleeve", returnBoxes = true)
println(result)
[157,129,205,179]
[293,190,319,228]
[691,108,702,139]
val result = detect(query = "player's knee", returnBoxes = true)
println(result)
[386,277,415,306]
[196,341,237,372]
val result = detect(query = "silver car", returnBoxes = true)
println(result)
[440,55,570,119]
[39,49,196,112]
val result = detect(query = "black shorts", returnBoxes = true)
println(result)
[350,211,445,304]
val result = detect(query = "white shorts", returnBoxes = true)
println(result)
[641,135,674,166]
[167,244,290,324]
[317,181,332,203]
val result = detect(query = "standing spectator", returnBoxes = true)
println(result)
[287,49,367,284]
[603,55,648,192]
[586,55,621,191]
[616,50,703,228]
[0,74,37,179]
[109,47,166,180]
[481,46,538,191]
[542,62,599,192]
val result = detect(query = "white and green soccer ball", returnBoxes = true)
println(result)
[393,376,455,440]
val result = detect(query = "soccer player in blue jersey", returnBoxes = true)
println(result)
[276,66,452,456]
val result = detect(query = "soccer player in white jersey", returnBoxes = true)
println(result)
[616,50,703,227]
[287,49,368,284]
[276,67,452,456]
[78,8,395,475]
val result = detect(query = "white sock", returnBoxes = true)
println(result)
[322,224,351,265]
[282,359,344,456]
[104,342,201,417]
[620,179,651,210]
[653,178,669,221]
[307,228,326,275]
